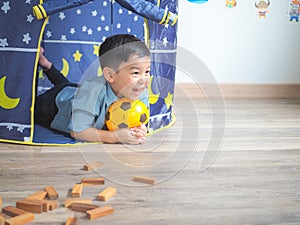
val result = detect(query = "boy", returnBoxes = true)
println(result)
[35,34,150,144]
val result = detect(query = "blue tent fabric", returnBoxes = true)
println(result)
[33,0,177,26]
[0,0,178,145]
[0,0,44,143]
[33,124,76,144]
[148,0,177,131]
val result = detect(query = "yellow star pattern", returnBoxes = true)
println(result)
[38,69,44,80]
[148,76,159,105]
[93,45,100,56]
[73,50,82,62]
[164,92,173,110]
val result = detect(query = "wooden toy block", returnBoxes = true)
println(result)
[71,184,83,198]
[37,199,57,211]
[66,217,78,225]
[83,161,102,171]
[26,190,47,200]
[86,206,114,220]
[0,196,2,208]
[81,178,105,186]
[2,206,27,217]
[4,212,34,225]
[0,214,5,225]
[22,199,57,211]
[45,200,58,210]
[21,199,49,212]
[69,203,99,213]
[64,198,92,208]
[16,200,43,214]
[44,186,59,200]
[133,175,155,185]
[97,187,116,201]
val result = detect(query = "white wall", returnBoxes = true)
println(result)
[176,0,300,83]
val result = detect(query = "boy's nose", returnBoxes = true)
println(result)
[138,76,149,85]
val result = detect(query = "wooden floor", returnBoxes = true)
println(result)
[0,98,300,225]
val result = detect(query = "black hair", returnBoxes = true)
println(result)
[99,34,150,71]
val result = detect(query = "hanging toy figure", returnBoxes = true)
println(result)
[226,0,237,9]
[255,0,270,18]
[289,0,300,22]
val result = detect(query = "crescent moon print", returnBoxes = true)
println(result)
[148,76,160,105]
[0,76,20,109]
[60,58,70,77]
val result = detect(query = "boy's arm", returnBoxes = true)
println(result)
[70,128,116,143]
[70,127,146,144]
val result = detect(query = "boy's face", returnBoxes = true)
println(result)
[108,54,151,100]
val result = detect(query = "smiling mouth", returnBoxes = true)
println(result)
[132,87,143,96]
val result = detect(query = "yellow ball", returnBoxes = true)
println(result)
[105,98,149,131]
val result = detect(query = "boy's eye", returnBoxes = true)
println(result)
[132,71,139,76]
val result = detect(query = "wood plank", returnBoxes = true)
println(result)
[22,199,57,211]
[2,206,27,217]
[16,200,43,214]
[86,206,114,220]
[21,199,48,212]
[69,203,99,212]
[0,214,5,225]
[83,161,102,171]
[5,213,34,225]
[65,217,78,225]
[25,190,47,200]
[81,178,105,186]
[97,187,116,201]
[71,184,83,198]
[133,176,155,185]
[44,186,58,200]
[64,198,92,208]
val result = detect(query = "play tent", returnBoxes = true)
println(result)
[0,0,178,145]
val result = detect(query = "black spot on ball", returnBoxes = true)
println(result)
[118,123,128,129]
[140,113,147,123]
[120,101,131,111]
[105,111,111,121]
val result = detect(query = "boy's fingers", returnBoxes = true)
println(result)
[130,131,146,138]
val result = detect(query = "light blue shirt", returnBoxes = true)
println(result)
[50,76,148,134]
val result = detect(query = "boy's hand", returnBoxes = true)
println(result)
[130,124,147,138]
[114,125,147,145]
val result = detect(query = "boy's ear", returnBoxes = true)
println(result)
[103,67,115,83]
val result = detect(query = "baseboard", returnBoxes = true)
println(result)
[175,83,300,99]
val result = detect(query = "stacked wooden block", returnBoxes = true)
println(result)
[0,161,156,224]
[64,162,117,221]
[0,186,59,225]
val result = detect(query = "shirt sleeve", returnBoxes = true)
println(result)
[70,78,105,132]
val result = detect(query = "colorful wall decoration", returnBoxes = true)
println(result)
[255,0,271,18]
[289,0,300,22]
[226,0,237,9]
